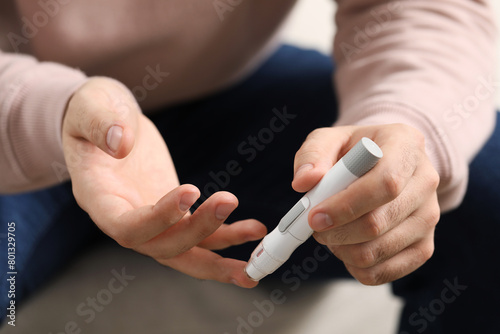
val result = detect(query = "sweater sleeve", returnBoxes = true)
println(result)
[0,51,88,193]
[332,0,497,212]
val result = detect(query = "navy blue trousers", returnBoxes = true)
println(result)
[1,45,499,333]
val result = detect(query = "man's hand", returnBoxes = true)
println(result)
[62,77,266,288]
[293,124,440,285]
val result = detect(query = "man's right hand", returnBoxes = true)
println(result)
[62,77,266,287]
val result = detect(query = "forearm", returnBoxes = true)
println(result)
[0,51,87,193]
[333,0,497,211]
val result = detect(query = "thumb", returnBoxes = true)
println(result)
[64,77,138,159]
[292,127,353,192]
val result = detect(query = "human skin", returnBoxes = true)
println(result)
[294,125,440,285]
[62,77,267,288]
[62,77,440,288]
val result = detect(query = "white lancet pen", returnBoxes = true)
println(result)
[245,137,383,281]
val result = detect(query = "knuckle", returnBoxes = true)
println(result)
[155,254,176,267]
[152,247,179,261]
[195,228,212,242]
[364,211,385,238]
[409,126,426,148]
[327,245,340,257]
[194,221,219,242]
[313,233,328,245]
[360,271,389,286]
[350,266,388,286]
[382,171,405,200]
[161,212,184,230]
[395,123,425,146]
[173,243,192,257]
[204,259,230,283]
[317,225,351,246]
[332,225,351,245]
[113,232,137,249]
[419,241,435,263]
[339,200,358,222]
[295,144,323,164]
[428,207,441,227]
[353,245,378,268]
[307,127,328,141]
[419,203,440,230]
[393,124,426,168]
[297,128,329,154]
[105,222,141,250]
[428,169,441,190]
[157,243,193,259]
[87,117,107,145]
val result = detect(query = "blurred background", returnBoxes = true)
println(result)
[281,0,500,107]
[2,1,499,334]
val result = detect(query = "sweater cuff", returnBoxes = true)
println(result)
[5,63,87,192]
[334,101,467,212]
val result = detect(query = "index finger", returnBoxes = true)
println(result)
[90,184,200,248]
[309,130,423,231]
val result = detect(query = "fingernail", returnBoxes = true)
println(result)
[311,213,333,231]
[215,203,234,220]
[295,164,314,179]
[106,125,123,153]
[179,192,199,212]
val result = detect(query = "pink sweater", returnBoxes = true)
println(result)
[0,0,496,212]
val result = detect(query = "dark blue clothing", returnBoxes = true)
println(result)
[1,45,499,333]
